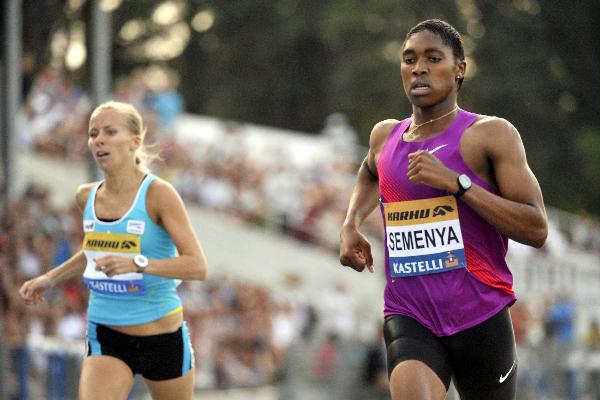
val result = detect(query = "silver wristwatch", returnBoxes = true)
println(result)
[134,254,149,273]
[454,174,472,198]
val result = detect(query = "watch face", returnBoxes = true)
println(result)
[458,174,472,189]
[134,254,149,268]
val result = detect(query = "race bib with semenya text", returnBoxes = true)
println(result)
[384,196,466,278]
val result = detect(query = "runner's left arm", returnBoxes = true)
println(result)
[407,118,547,247]
[94,179,208,280]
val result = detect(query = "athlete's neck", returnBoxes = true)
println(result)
[102,168,146,195]
[411,102,459,125]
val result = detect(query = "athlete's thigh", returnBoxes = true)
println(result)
[79,355,135,400]
[447,306,517,400]
[390,360,447,400]
[145,368,194,400]
[384,315,450,400]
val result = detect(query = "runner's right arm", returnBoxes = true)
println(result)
[19,184,93,305]
[19,250,87,305]
[339,120,396,272]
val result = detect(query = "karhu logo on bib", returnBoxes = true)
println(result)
[83,232,141,253]
[121,240,137,249]
[432,205,454,217]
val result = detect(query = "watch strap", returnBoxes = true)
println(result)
[454,176,467,198]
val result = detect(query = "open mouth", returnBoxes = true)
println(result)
[411,82,431,95]
[96,151,110,158]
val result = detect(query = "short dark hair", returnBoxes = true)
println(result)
[404,19,465,88]
[405,19,465,61]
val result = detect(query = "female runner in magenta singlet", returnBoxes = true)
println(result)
[340,19,547,400]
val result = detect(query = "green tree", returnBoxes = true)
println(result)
[19,0,600,216]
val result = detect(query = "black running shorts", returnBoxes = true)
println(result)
[86,321,194,381]
[384,307,517,400]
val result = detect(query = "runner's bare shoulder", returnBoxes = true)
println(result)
[371,119,400,149]
[468,115,519,140]
[465,115,522,154]
[75,182,98,211]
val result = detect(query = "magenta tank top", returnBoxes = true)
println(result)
[377,109,516,336]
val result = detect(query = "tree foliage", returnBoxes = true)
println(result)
[20,0,600,215]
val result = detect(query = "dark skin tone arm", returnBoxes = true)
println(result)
[340,115,548,273]
[340,120,398,272]
[408,116,547,247]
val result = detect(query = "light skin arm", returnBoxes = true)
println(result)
[94,178,208,280]
[19,184,93,305]
[339,120,397,272]
[407,117,548,247]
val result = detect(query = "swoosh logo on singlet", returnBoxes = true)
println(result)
[428,144,448,154]
[499,360,516,383]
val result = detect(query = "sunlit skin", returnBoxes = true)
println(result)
[341,30,546,273]
[87,109,148,277]
[340,26,547,399]
[340,31,467,273]
[19,103,208,400]
[88,108,141,175]
[401,30,465,122]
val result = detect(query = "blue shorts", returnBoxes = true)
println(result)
[86,320,194,381]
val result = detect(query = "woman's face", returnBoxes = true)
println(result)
[88,108,140,171]
[400,30,465,108]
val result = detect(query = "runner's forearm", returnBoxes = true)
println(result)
[343,163,381,230]
[461,184,547,247]
[44,250,87,286]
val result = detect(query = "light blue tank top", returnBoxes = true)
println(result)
[82,174,181,326]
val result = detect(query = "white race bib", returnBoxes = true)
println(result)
[82,232,146,296]
[384,196,466,278]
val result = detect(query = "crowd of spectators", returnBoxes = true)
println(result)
[0,180,383,398]
[16,64,600,256]
[509,294,600,400]
[3,183,599,398]
[4,63,600,399]
[17,63,384,252]
[0,181,316,394]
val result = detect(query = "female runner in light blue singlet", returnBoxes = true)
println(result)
[20,101,208,400]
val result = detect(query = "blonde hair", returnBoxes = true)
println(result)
[91,101,157,172]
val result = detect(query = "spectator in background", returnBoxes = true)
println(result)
[585,320,600,399]
[321,112,360,163]
[3,289,31,399]
[545,292,577,399]
[313,333,339,383]
[572,211,600,254]
[147,68,184,138]
[21,51,36,99]
[362,325,390,400]
[321,280,356,342]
